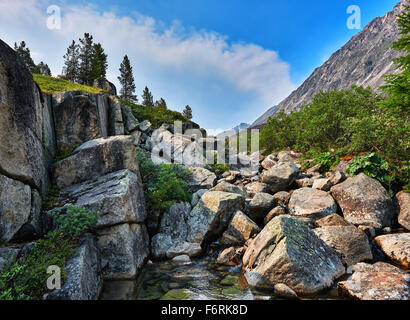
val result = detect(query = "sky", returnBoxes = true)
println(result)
[0,0,399,134]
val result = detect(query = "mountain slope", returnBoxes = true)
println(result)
[252,0,406,127]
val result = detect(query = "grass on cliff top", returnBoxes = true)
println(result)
[33,74,104,94]
[121,98,189,128]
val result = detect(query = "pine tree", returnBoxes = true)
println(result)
[62,40,80,82]
[91,42,108,82]
[36,61,51,76]
[78,33,95,85]
[14,41,37,73]
[155,98,167,109]
[118,55,137,103]
[142,86,154,107]
[183,105,193,119]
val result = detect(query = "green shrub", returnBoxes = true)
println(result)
[136,148,193,210]
[0,232,75,300]
[209,163,231,176]
[312,149,340,174]
[346,153,400,195]
[260,86,409,189]
[49,205,99,239]
[121,99,189,128]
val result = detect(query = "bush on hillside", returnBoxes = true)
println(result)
[260,86,409,188]
[136,148,193,210]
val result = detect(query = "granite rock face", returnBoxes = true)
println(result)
[330,173,394,229]
[52,136,138,188]
[0,39,46,191]
[243,215,345,295]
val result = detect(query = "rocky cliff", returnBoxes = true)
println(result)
[252,0,406,127]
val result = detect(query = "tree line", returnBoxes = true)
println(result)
[13,34,193,120]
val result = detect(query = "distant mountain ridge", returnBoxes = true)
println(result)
[251,0,406,127]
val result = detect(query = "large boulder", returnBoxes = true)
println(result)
[150,202,202,259]
[52,136,138,188]
[374,233,409,269]
[244,182,268,197]
[0,174,31,241]
[247,192,277,222]
[187,167,217,192]
[261,162,299,193]
[288,187,337,220]
[338,262,409,300]
[243,215,345,296]
[220,211,260,245]
[52,91,108,151]
[396,191,410,231]
[47,234,102,300]
[210,181,247,198]
[315,214,350,227]
[330,173,394,229]
[96,223,149,280]
[0,39,46,191]
[314,226,373,266]
[186,191,245,245]
[57,169,146,228]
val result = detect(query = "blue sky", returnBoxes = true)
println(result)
[0,0,399,133]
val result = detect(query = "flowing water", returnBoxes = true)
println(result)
[100,257,343,300]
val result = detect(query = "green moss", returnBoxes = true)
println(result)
[54,145,80,162]
[33,74,104,94]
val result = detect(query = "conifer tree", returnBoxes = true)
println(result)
[155,98,167,109]
[118,55,137,103]
[183,105,193,119]
[78,33,94,85]
[62,40,80,82]
[91,42,108,82]
[14,41,37,73]
[142,86,154,107]
[36,61,52,76]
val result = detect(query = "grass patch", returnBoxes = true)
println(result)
[33,74,104,94]
[121,98,189,128]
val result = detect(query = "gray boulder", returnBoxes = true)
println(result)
[338,262,409,300]
[374,233,409,269]
[210,181,247,198]
[314,226,373,266]
[57,169,146,228]
[247,192,277,222]
[97,223,149,279]
[220,211,260,245]
[0,247,20,273]
[186,191,245,245]
[243,215,345,295]
[261,162,299,193]
[187,167,217,192]
[330,173,394,229]
[288,187,337,220]
[52,136,138,188]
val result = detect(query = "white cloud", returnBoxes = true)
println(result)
[0,0,296,127]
